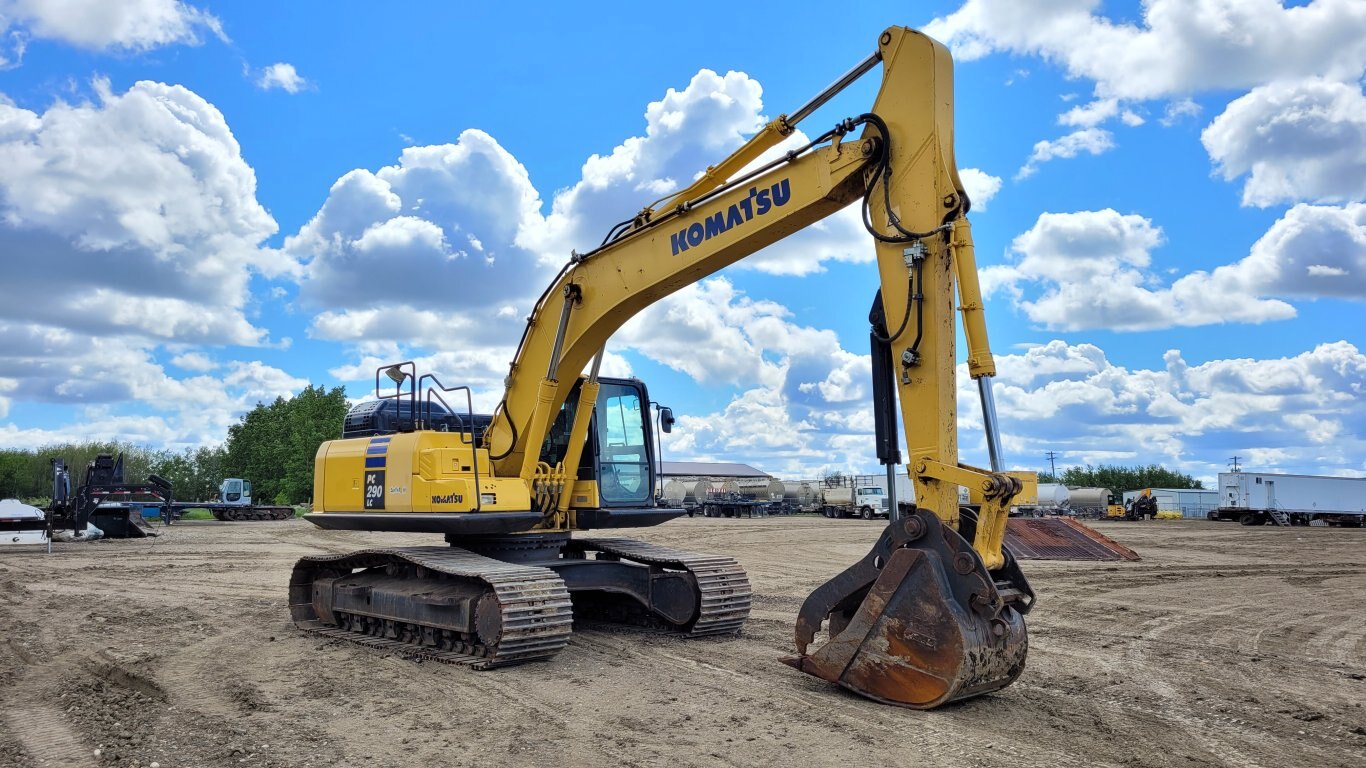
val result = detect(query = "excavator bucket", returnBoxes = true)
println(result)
[782,507,1034,709]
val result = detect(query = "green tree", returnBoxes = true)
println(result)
[224,385,348,504]
[0,451,29,498]
[1057,463,1203,493]
[149,445,227,502]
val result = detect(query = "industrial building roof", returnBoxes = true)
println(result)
[656,461,770,478]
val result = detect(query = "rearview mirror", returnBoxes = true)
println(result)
[659,407,675,434]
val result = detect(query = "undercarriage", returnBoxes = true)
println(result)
[289,534,752,667]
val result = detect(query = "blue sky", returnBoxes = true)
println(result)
[0,1,1363,486]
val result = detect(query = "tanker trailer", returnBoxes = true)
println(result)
[734,477,783,501]
[699,479,773,518]
[1066,487,1116,518]
[662,479,689,508]
[783,481,817,513]
[1035,483,1070,515]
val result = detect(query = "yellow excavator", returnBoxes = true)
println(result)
[290,25,1034,710]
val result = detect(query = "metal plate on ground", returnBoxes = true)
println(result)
[1005,518,1141,561]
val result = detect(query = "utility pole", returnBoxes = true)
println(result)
[1228,455,1241,472]
[1045,451,1059,479]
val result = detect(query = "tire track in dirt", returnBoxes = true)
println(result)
[567,626,1099,768]
[1030,567,1366,768]
[0,641,98,768]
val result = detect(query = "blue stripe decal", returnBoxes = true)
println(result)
[366,446,388,455]
[369,437,392,444]
[365,457,387,468]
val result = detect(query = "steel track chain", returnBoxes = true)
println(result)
[214,506,293,521]
[570,538,752,636]
[290,546,574,668]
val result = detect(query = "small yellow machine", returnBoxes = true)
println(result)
[292,26,1034,710]
[1116,489,1158,520]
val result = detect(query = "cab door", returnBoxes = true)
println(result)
[594,381,653,507]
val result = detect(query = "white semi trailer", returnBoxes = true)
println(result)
[1215,471,1366,527]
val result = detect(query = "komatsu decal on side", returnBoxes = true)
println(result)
[431,493,464,505]
[670,179,791,256]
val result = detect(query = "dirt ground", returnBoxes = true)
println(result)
[1,517,1363,768]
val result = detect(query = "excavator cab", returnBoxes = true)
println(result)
[539,377,658,508]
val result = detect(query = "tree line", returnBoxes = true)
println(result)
[0,384,348,506]
[1037,463,1204,493]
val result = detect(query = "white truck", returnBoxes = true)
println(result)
[821,485,889,520]
[1214,471,1366,527]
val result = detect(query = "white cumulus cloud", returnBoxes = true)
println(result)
[1016,128,1113,179]
[982,208,1299,330]
[0,0,224,66]
[287,65,909,398]
[290,129,549,341]
[1202,78,1366,207]
[0,321,308,449]
[528,68,872,277]
[977,339,1366,478]
[0,79,306,447]
[257,62,308,93]
[959,168,1002,211]
[987,203,1366,333]
[924,0,1366,101]
[928,1,1366,186]
[0,79,284,346]
[170,352,217,372]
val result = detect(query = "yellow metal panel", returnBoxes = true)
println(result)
[313,431,528,515]
[568,480,600,509]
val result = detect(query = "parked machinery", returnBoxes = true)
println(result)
[740,477,786,504]
[164,478,294,522]
[1121,490,1158,521]
[1122,488,1217,520]
[291,26,1035,710]
[46,454,171,538]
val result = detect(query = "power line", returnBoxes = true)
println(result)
[1228,455,1241,472]
[1045,451,1059,478]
